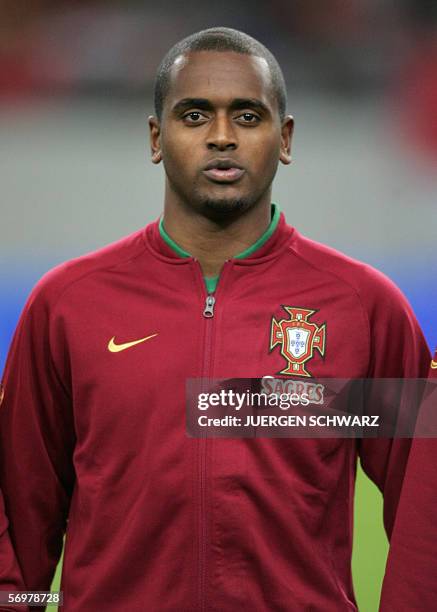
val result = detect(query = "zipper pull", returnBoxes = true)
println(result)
[203,295,215,318]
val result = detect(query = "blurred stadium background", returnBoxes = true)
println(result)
[1,1,436,610]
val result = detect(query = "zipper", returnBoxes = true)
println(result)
[195,260,230,612]
[199,292,214,612]
[203,295,215,318]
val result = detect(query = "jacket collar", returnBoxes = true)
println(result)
[144,206,294,265]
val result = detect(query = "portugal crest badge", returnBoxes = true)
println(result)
[270,306,326,377]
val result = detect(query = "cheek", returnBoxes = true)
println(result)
[161,146,191,180]
[249,132,281,166]
[252,144,281,176]
[162,135,201,174]
[161,139,180,164]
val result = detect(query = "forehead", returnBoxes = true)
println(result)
[166,51,276,109]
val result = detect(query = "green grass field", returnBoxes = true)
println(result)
[352,466,388,611]
[50,465,388,611]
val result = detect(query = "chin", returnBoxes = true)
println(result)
[198,196,253,217]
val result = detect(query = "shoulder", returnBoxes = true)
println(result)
[286,229,430,375]
[24,227,148,314]
[288,229,410,312]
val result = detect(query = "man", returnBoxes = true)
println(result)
[380,350,437,611]
[0,27,430,611]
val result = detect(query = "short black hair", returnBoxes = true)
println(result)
[154,27,287,121]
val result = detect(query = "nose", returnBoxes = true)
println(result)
[206,114,237,151]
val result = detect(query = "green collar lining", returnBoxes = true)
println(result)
[204,276,220,294]
[159,204,280,293]
[233,204,280,259]
[158,220,192,258]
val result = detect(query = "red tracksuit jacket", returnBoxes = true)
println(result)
[0,212,431,611]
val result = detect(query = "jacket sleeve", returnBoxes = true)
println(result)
[379,355,437,612]
[0,279,76,604]
[356,269,431,538]
[0,490,30,612]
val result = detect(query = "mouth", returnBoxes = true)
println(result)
[202,159,245,184]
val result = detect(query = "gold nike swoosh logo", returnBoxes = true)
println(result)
[431,360,437,370]
[108,334,158,353]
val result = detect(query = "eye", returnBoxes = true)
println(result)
[182,111,207,124]
[236,112,260,124]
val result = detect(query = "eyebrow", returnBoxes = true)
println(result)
[171,97,270,115]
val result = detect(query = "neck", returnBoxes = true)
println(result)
[162,194,272,277]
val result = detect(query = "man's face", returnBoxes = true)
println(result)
[149,51,293,216]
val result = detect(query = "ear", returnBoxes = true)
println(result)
[279,115,294,165]
[148,116,162,164]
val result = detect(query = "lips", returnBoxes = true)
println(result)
[203,159,245,183]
